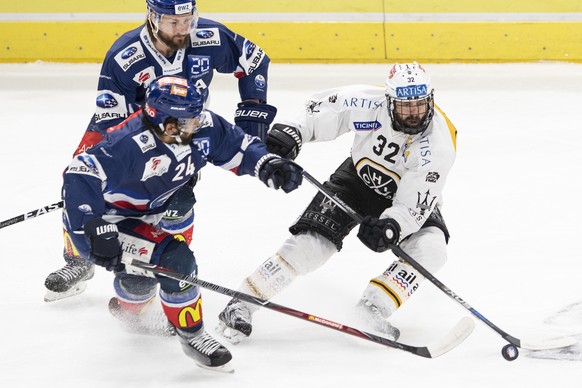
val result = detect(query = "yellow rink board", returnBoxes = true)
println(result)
[1,0,582,63]
[2,0,582,13]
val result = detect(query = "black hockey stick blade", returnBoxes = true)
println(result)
[126,259,474,358]
[0,201,63,229]
[301,170,577,351]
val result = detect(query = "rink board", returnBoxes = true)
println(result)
[1,0,581,63]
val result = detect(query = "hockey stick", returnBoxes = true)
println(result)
[125,259,474,358]
[0,201,63,230]
[301,170,576,351]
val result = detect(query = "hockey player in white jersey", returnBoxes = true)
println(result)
[217,62,457,342]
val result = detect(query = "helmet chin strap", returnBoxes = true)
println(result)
[158,124,184,144]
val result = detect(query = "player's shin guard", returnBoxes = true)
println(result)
[160,286,203,333]
[241,231,336,306]
[361,260,426,318]
[217,231,336,343]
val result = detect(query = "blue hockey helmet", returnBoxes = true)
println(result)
[146,0,196,16]
[144,76,206,133]
[385,62,435,135]
[146,0,198,38]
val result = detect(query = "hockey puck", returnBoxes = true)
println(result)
[501,344,519,361]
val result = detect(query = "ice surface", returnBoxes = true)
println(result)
[0,62,581,387]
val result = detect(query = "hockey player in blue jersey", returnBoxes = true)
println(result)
[45,0,278,303]
[61,75,302,372]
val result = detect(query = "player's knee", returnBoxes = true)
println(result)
[279,230,337,275]
[156,239,197,293]
[400,226,448,273]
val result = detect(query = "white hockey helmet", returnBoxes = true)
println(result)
[385,62,434,134]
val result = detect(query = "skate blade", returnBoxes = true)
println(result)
[195,361,235,374]
[44,282,88,302]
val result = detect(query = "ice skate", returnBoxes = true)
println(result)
[177,327,234,373]
[216,298,253,344]
[355,299,401,341]
[44,256,95,302]
[108,297,176,337]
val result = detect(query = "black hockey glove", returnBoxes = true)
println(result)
[357,216,401,253]
[266,124,302,160]
[234,101,277,141]
[257,156,303,193]
[83,218,124,272]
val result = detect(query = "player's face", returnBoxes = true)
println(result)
[393,98,429,129]
[176,113,204,135]
[160,114,204,144]
[157,14,193,50]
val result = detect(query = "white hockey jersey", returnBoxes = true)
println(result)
[281,84,457,238]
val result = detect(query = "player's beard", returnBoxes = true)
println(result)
[157,30,190,51]
[401,115,422,128]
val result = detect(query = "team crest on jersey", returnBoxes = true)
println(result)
[254,74,266,89]
[77,204,93,214]
[114,43,146,72]
[191,28,220,47]
[133,132,156,153]
[141,155,171,181]
[355,158,400,199]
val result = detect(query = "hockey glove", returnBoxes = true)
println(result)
[357,216,401,253]
[83,218,124,272]
[234,101,277,141]
[257,156,303,193]
[266,124,302,160]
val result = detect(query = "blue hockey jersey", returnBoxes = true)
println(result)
[92,18,270,133]
[63,109,271,258]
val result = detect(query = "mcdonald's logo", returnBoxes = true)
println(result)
[178,299,203,328]
[173,234,186,242]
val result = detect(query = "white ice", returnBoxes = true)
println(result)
[0,62,581,387]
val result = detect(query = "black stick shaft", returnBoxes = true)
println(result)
[0,201,63,230]
[301,170,522,348]
[127,260,434,358]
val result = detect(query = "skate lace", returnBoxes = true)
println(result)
[189,331,222,356]
[54,265,87,282]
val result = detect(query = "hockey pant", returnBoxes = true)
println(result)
[240,157,450,318]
